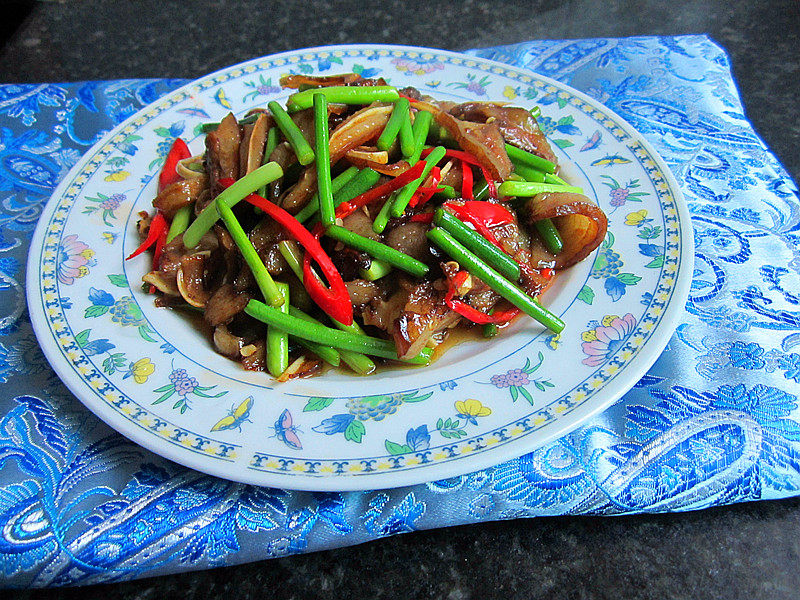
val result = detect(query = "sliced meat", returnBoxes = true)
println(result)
[345,279,380,307]
[204,283,251,327]
[450,102,557,165]
[434,111,512,181]
[384,220,433,263]
[153,177,207,219]
[239,113,271,176]
[241,339,266,371]
[279,73,387,88]
[205,112,240,191]
[342,210,380,240]
[392,280,461,359]
[520,192,608,269]
[176,254,211,308]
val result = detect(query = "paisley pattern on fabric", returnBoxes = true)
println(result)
[1,36,799,587]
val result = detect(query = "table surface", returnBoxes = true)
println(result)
[3,0,800,598]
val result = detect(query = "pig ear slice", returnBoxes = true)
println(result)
[521,192,609,270]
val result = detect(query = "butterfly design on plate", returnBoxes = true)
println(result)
[273,408,302,450]
[580,130,602,152]
[210,396,254,432]
[591,154,632,167]
[177,107,211,119]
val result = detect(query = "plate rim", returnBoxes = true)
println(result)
[26,43,694,491]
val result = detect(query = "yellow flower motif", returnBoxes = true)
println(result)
[104,170,130,182]
[131,358,155,384]
[80,248,95,260]
[455,398,492,418]
[503,85,518,100]
[581,330,597,342]
[625,209,648,226]
[546,332,561,350]
[601,315,620,327]
[101,232,117,244]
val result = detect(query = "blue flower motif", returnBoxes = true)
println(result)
[728,341,765,370]
[312,413,354,435]
[778,353,800,382]
[88,287,114,306]
[439,380,457,391]
[638,243,662,257]
[82,339,115,356]
[160,342,177,354]
[405,426,430,451]
[167,122,185,138]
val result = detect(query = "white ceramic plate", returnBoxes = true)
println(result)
[27,45,692,491]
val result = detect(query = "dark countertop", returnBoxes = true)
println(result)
[3,1,800,598]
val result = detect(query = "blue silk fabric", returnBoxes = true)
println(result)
[1,35,799,587]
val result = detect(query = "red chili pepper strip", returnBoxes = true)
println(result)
[540,268,554,280]
[421,147,483,167]
[410,213,434,223]
[461,161,474,200]
[455,200,515,227]
[244,195,353,325]
[152,224,168,270]
[442,201,516,251]
[397,92,420,104]
[409,167,441,208]
[158,138,191,193]
[421,147,498,199]
[444,274,521,325]
[480,166,498,199]
[126,212,168,260]
[335,160,426,220]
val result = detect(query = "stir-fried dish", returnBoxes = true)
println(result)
[130,73,608,380]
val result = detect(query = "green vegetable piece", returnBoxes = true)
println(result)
[427,227,564,334]
[268,100,315,166]
[325,224,429,278]
[286,306,341,367]
[294,166,360,223]
[505,144,556,174]
[534,219,564,254]
[183,161,283,248]
[338,349,377,375]
[434,208,520,281]
[313,93,335,226]
[497,180,583,197]
[407,110,433,165]
[246,300,433,363]
[398,107,416,158]
[166,205,191,243]
[333,168,381,207]
[359,259,392,281]
[544,172,567,185]
[513,163,546,183]
[376,97,409,152]
[391,145,446,217]
[372,193,396,234]
[267,283,290,377]
[287,86,399,112]
[215,197,283,307]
